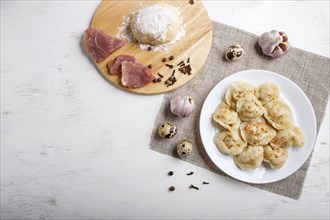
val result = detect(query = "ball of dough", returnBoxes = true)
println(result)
[130,4,181,45]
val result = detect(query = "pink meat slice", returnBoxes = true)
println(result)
[107,55,138,75]
[121,61,155,88]
[83,28,124,63]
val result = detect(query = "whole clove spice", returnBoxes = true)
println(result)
[169,186,176,191]
[157,73,164,78]
[172,78,177,84]
[162,58,167,62]
[157,78,162,82]
[179,64,192,75]
[203,181,210,184]
[177,61,184,66]
[165,64,174,69]
[187,172,194,176]
[169,55,175,60]
[187,57,190,63]
[172,70,176,76]
[189,0,194,5]
[165,75,177,87]
[147,46,152,51]
[189,184,199,190]
[148,64,152,69]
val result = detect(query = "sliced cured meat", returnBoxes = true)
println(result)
[107,55,138,75]
[121,61,155,88]
[83,28,124,63]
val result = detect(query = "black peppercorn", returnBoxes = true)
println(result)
[169,186,175,191]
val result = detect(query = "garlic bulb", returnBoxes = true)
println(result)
[258,30,290,58]
[170,96,195,117]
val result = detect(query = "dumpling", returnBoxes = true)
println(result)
[213,130,247,156]
[236,94,264,121]
[240,117,276,145]
[233,145,264,170]
[264,99,292,130]
[270,124,305,148]
[213,102,240,130]
[256,82,280,105]
[263,145,288,169]
[225,81,256,110]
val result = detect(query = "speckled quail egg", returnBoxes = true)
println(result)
[158,123,177,138]
[225,44,244,61]
[177,139,193,158]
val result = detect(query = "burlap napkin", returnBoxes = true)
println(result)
[149,21,329,200]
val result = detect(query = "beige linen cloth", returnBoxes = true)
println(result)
[149,21,329,200]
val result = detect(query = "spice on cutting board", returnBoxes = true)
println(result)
[166,64,174,69]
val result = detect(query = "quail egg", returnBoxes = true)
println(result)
[158,123,177,138]
[225,44,244,61]
[177,139,193,158]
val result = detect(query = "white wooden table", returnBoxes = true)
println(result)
[1,1,329,219]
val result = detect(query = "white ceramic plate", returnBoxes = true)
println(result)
[199,69,317,184]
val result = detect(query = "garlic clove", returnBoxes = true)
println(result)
[170,96,195,118]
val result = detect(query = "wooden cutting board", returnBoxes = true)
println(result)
[90,0,212,94]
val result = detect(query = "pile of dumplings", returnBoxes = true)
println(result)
[213,81,305,170]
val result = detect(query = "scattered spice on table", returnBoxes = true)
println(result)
[187,57,190,63]
[169,186,176,191]
[168,171,174,176]
[157,78,162,82]
[148,64,152,69]
[169,55,175,60]
[189,184,199,190]
[177,61,184,66]
[202,181,209,185]
[162,58,167,62]
[147,46,152,51]
[187,172,194,176]
[189,0,194,5]
[157,73,164,78]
